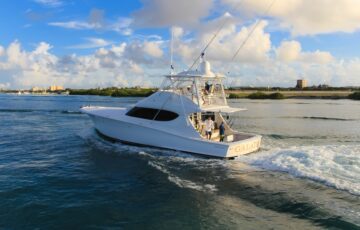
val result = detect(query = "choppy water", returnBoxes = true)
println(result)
[0,94,359,229]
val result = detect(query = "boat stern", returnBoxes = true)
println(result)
[225,134,262,158]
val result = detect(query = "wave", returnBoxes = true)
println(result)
[265,134,332,140]
[0,109,83,115]
[302,116,355,121]
[236,145,360,196]
[266,134,310,139]
[278,116,355,121]
[147,161,217,193]
[235,116,356,121]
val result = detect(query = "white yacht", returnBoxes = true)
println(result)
[81,58,261,158]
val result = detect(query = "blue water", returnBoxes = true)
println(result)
[0,94,359,229]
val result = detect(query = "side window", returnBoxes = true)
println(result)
[154,110,179,121]
[126,107,157,120]
[126,107,178,121]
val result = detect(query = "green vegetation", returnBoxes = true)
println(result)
[268,92,285,99]
[247,91,285,99]
[247,91,268,99]
[69,87,156,97]
[348,91,360,100]
[228,93,247,99]
[228,91,285,99]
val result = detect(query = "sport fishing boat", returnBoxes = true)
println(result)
[81,57,261,158]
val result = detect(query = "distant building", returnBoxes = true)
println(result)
[49,85,64,91]
[31,86,46,92]
[296,79,307,89]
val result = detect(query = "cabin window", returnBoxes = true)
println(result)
[155,110,179,121]
[126,107,178,121]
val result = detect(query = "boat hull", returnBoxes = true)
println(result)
[87,113,261,158]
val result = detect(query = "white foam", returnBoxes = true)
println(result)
[236,145,360,195]
[148,161,218,193]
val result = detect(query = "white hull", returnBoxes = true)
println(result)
[82,106,261,158]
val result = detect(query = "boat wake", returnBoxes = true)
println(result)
[80,129,360,195]
[79,128,222,192]
[147,160,218,193]
[236,144,360,196]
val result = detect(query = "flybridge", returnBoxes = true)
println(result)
[160,58,244,112]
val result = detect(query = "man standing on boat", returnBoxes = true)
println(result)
[219,122,225,142]
[205,117,214,140]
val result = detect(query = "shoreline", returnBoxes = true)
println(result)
[226,90,355,100]
[1,89,359,100]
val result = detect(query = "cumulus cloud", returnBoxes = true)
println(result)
[142,41,163,58]
[173,18,271,67]
[0,40,162,89]
[0,46,4,57]
[133,0,213,27]
[123,40,164,65]
[0,38,359,89]
[222,0,360,36]
[276,40,334,63]
[0,8,358,90]
[0,82,10,89]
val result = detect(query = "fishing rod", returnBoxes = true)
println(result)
[187,0,245,72]
[229,0,276,63]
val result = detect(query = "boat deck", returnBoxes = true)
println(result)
[204,129,254,143]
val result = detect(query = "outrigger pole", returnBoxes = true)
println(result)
[229,0,276,63]
[187,0,245,72]
[170,27,174,75]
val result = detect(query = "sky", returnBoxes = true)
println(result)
[1,0,360,89]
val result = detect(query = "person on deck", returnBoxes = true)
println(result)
[204,117,214,140]
[219,122,225,142]
[204,81,211,95]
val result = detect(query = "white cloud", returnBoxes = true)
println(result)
[67,38,113,49]
[109,18,133,35]
[142,41,163,58]
[0,82,10,89]
[173,19,271,66]
[172,27,184,38]
[0,40,161,89]
[222,0,360,36]
[33,0,63,7]
[133,0,213,27]
[48,21,96,30]
[276,40,301,61]
[222,59,360,88]
[0,35,358,90]
[276,40,334,63]
[49,9,132,35]
[123,40,164,65]
[0,46,4,56]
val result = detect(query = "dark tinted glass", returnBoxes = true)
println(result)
[155,110,179,121]
[126,107,178,121]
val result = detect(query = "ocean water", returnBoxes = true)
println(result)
[0,94,359,229]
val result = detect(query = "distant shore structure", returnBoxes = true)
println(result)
[296,79,307,89]
[31,86,46,92]
[49,85,64,91]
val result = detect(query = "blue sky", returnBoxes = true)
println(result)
[0,0,360,89]
[0,0,141,54]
